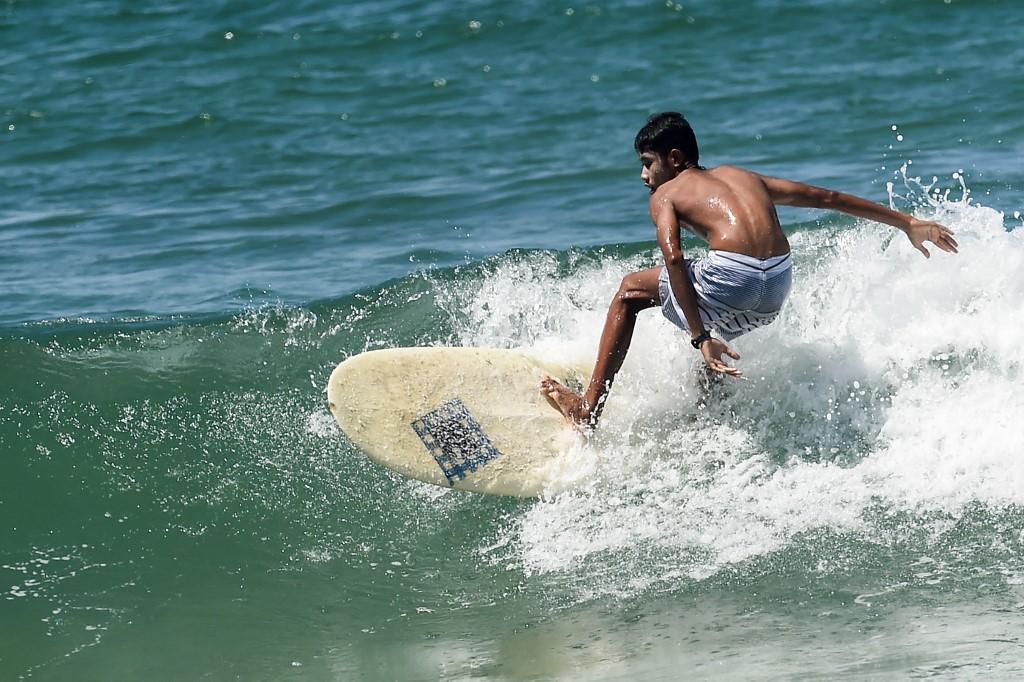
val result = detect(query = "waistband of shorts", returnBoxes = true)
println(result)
[706,249,792,272]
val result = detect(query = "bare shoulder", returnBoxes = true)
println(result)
[706,165,774,195]
[648,184,675,216]
[709,165,763,181]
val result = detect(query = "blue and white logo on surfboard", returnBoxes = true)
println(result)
[411,398,503,484]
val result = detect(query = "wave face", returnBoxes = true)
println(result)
[4,189,1024,677]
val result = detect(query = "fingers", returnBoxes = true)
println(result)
[937,232,959,253]
[926,223,959,254]
[708,339,740,360]
[705,358,742,377]
[912,221,959,256]
[701,341,743,377]
[710,362,743,377]
[927,235,957,254]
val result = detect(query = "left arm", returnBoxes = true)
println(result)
[758,174,959,258]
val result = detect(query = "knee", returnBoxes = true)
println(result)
[613,274,633,298]
[613,274,644,308]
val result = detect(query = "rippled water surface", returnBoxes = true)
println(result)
[3,0,1024,679]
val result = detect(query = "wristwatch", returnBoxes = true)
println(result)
[690,330,712,350]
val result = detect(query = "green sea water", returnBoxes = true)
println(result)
[4,0,1024,679]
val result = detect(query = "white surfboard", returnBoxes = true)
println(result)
[326,347,593,497]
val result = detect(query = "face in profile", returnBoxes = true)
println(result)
[639,150,680,193]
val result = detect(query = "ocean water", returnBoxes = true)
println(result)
[3,0,1024,679]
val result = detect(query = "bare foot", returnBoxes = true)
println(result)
[538,374,593,430]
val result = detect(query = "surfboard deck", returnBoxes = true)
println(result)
[326,347,592,497]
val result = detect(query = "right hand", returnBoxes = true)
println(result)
[700,338,742,377]
[906,218,959,258]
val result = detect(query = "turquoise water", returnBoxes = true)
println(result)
[3,0,1024,678]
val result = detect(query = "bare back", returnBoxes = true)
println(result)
[655,165,790,258]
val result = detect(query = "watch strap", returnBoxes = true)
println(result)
[690,330,712,350]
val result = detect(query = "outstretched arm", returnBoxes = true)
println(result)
[758,174,959,258]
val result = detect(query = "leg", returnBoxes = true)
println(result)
[540,267,662,428]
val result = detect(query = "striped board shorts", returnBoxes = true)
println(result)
[658,250,792,341]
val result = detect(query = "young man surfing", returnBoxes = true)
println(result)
[540,112,959,428]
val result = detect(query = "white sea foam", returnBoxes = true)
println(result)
[453,184,1023,595]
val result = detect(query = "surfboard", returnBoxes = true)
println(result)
[326,347,593,497]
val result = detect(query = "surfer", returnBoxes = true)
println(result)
[541,111,959,428]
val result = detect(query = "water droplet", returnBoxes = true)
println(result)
[896,134,904,141]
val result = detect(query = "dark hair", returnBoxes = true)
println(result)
[634,112,700,166]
